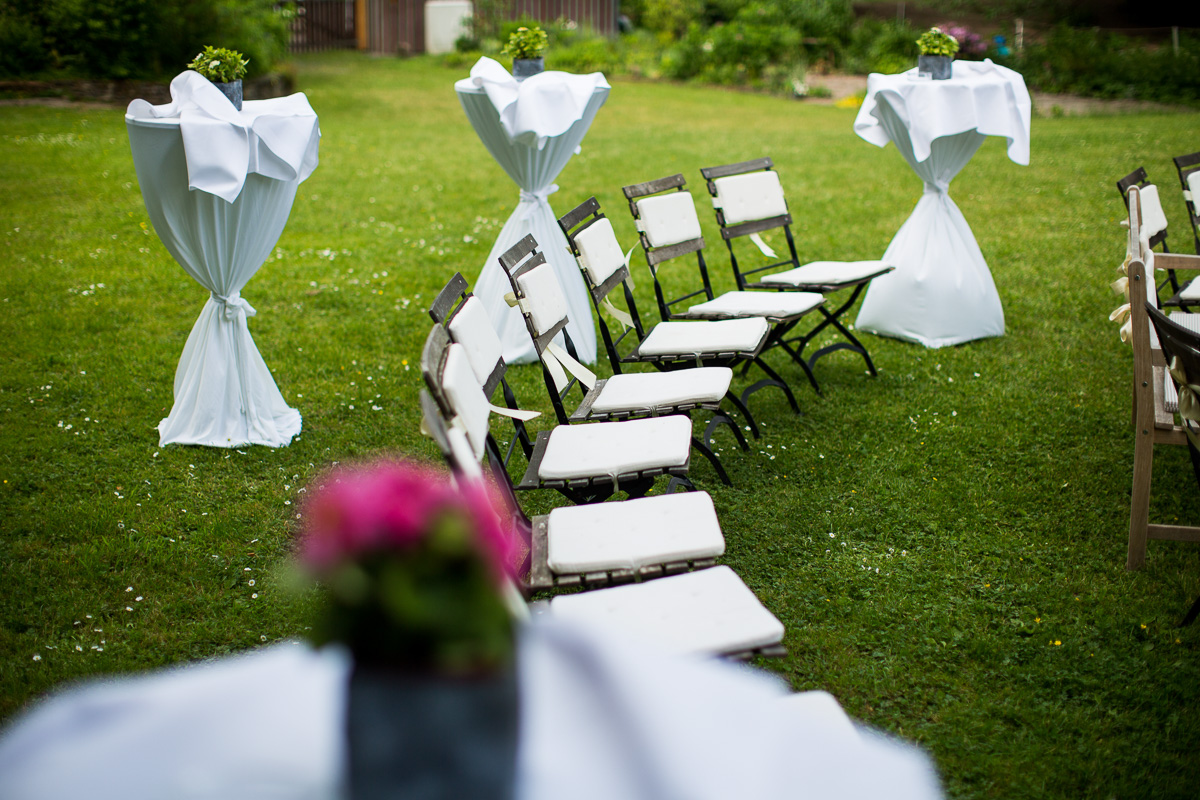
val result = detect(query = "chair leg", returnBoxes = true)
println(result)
[1127,427,1155,570]
[741,356,801,415]
[704,406,750,451]
[691,435,733,487]
[1180,594,1200,627]
[724,391,761,441]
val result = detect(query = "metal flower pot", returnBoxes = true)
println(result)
[917,55,953,80]
[512,58,544,81]
[214,79,243,111]
[345,664,519,800]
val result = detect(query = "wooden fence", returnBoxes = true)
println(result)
[288,0,359,54]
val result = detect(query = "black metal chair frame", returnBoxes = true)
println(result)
[557,196,797,434]
[498,235,742,486]
[623,172,824,396]
[699,157,892,378]
[1144,303,1200,626]
[420,388,722,593]
[1118,166,1188,307]
[421,323,689,506]
[1173,150,1200,257]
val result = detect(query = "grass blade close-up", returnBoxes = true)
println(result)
[1,51,1198,798]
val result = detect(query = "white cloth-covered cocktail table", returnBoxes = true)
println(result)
[126,71,319,447]
[456,58,609,364]
[0,617,944,800]
[852,60,1031,348]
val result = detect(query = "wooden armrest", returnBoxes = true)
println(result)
[1155,253,1200,271]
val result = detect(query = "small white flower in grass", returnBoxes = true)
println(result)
[75,646,82,652]
[135,596,142,602]
[251,593,258,599]
[32,654,41,661]
[261,635,267,642]
[126,586,133,592]
[974,372,980,378]
[126,606,133,612]
[248,580,255,587]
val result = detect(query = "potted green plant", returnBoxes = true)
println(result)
[187,46,250,110]
[297,459,520,800]
[916,27,959,80]
[502,25,548,80]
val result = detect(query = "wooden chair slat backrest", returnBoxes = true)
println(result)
[1173,150,1200,255]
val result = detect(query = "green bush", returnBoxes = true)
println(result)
[1001,25,1200,105]
[0,0,292,80]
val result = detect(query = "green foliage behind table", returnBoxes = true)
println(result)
[0,0,293,80]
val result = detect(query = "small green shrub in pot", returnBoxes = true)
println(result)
[503,25,548,79]
[188,45,249,109]
[916,27,957,80]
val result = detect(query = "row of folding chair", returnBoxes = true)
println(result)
[419,311,787,660]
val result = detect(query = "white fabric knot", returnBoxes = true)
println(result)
[517,184,559,220]
[211,292,257,322]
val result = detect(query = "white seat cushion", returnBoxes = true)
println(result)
[685,290,823,320]
[759,260,892,288]
[1139,184,1169,240]
[1179,278,1200,302]
[635,193,703,247]
[547,491,724,573]
[440,344,491,460]
[1187,171,1200,211]
[590,367,732,414]
[712,172,789,226]
[574,217,627,286]
[538,415,692,481]
[639,317,769,357]
[516,263,568,337]
[447,296,503,386]
[550,565,785,656]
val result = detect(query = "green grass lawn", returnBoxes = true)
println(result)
[2,51,1199,798]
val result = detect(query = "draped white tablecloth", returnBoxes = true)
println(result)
[456,58,610,364]
[852,60,1031,348]
[126,72,320,447]
[0,617,943,800]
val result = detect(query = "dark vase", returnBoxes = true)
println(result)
[345,664,520,800]
[512,58,544,81]
[917,55,953,80]
[214,79,243,111]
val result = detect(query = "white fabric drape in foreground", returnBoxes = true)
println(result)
[126,76,319,447]
[0,618,943,800]
[456,64,609,364]
[852,60,1031,348]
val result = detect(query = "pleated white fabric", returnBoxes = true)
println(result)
[126,85,318,447]
[0,620,944,800]
[456,74,609,365]
[853,60,1031,348]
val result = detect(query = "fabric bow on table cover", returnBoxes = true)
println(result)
[456,60,610,364]
[126,72,321,448]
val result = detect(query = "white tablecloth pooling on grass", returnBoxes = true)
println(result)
[0,617,944,800]
[126,71,320,447]
[456,57,610,365]
[852,59,1031,348]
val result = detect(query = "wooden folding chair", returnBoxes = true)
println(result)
[622,173,827,395]
[699,157,894,377]
[1124,185,1200,569]
[496,236,742,486]
[421,324,692,505]
[1173,151,1200,257]
[557,195,798,433]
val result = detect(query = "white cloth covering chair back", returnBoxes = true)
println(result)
[634,193,704,248]
[710,172,789,226]
[447,295,505,387]
[573,216,628,287]
[441,343,493,461]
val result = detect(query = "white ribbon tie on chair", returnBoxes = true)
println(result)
[503,292,597,393]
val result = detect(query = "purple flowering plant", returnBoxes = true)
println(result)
[298,460,519,674]
[940,25,987,58]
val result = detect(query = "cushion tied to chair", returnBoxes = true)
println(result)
[211,292,257,322]
[1168,357,1200,449]
[748,232,777,259]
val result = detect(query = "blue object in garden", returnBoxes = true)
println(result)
[993,35,1010,57]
